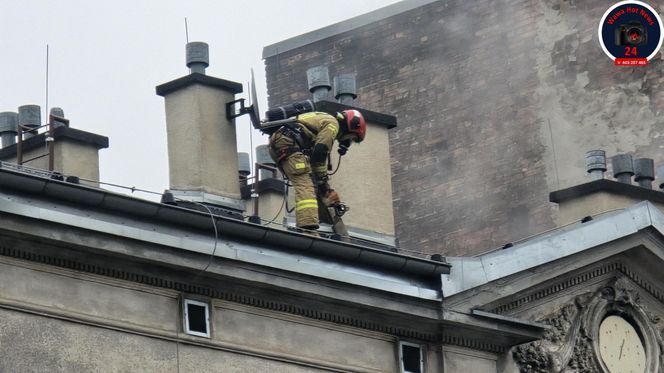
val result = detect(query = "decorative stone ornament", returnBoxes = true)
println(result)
[513,275,664,372]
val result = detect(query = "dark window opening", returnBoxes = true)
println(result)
[402,343,422,373]
[184,299,210,337]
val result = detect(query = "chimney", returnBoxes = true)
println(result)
[551,152,664,225]
[307,66,331,102]
[0,112,18,147]
[612,154,634,184]
[313,100,397,246]
[156,42,244,212]
[333,74,357,105]
[585,150,606,180]
[0,107,108,186]
[634,158,654,189]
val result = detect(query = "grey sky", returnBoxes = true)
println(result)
[0,0,400,199]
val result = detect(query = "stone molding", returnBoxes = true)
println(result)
[488,261,664,315]
[512,275,664,372]
[0,245,438,342]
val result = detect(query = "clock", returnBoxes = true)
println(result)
[598,315,646,373]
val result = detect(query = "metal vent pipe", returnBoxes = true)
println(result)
[612,154,634,184]
[50,107,68,128]
[18,104,41,139]
[0,112,18,148]
[186,42,209,75]
[306,66,331,102]
[634,158,655,189]
[256,144,275,181]
[585,150,606,180]
[333,73,358,105]
[657,165,664,191]
[238,152,251,187]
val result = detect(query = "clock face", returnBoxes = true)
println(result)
[598,315,646,373]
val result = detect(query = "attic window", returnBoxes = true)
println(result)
[399,341,423,373]
[183,299,210,338]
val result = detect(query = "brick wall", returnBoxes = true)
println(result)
[264,0,664,257]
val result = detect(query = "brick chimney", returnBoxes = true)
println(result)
[156,42,244,212]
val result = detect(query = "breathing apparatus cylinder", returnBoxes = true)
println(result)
[265,100,315,121]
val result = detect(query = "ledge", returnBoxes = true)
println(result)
[262,0,439,58]
[156,73,243,96]
[549,179,664,204]
[0,127,109,159]
[315,101,397,129]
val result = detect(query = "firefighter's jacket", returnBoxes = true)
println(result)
[278,111,340,182]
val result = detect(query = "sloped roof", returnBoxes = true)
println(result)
[442,201,664,297]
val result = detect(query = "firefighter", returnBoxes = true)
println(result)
[268,109,366,233]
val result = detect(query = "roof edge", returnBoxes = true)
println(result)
[262,0,440,58]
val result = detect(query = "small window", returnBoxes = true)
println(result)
[399,341,423,373]
[183,299,210,338]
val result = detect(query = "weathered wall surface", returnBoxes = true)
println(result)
[264,0,664,256]
[0,256,420,372]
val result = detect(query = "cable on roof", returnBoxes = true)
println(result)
[0,161,430,256]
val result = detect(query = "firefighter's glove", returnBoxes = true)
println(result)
[322,190,341,207]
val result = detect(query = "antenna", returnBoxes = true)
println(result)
[45,44,49,117]
[184,18,189,43]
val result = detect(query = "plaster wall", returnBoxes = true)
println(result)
[213,303,398,372]
[330,120,395,235]
[0,257,421,372]
[163,83,240,199]
[557,192,664,225]
[2,139,100,187]
[256,190,286,226]
[443,345,498,372]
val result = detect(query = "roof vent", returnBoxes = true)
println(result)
[0,112,18,147]
[306,66,331,102]
[612,154,634,184]
[657,165,664,191]
[18,104,41,139]
[238,152,251,186]
[49,107,68,128]
[333,73,357,105]
[585,150,606,180]
[256,144,276,180]
[634,158,654,189]
[186,42,209,75]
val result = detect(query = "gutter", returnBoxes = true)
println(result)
[0,164,450,278]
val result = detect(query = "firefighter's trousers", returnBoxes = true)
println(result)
[269,135,319,229]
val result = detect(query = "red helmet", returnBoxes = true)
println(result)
[338,109,366,142]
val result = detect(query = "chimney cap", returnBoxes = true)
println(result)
[186,42,209,74]
[634,158,655,181]
[18,104,41,128]
[0,112,18,133]
[306,66,331,91]
[156,73,243,96]
[333,73,358,99]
